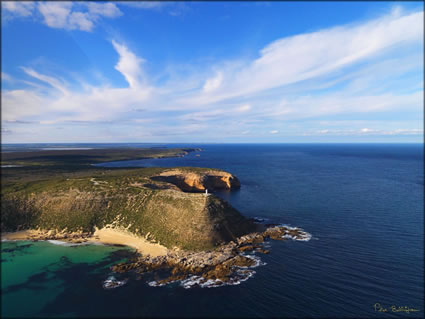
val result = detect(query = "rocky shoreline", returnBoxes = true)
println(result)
[111,225,311,288]
[2,229,94,244]
[2,224,311,289]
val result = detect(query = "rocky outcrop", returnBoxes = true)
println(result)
[151,169,241,193]
[111,225,311,288]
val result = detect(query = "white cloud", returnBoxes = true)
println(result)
[2,1,35,17]
[2,1,170,32]
[236,104,251,112]
[21,67,68,95]
[2,41,152,124]
[3,2,122,32]
[203,72,223,93]
[38,2,73,29]
[68,11,95,32]
[1,127,12,134]
[119,2,166,10]
[181,9,423,107]
[314,128,423,136]
[2,72,14,82]
[2,8,423,142]
[112,41,145,88]
[87,2,122,18]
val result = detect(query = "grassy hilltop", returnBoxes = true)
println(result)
[1,148,257,251]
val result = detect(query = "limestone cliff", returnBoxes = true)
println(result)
[151,169,241,192]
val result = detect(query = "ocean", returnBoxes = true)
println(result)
[1,143,424,318]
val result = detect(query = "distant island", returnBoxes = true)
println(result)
[1,147,310,287]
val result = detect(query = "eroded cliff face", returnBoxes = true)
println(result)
[151,169,241,193]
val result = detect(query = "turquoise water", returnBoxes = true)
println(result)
[1,143,423,317]
[1,241,134,317]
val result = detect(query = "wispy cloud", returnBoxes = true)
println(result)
[2,1,122,32]
[111,40,146,88]
[119,2,167,10]
[313,128,423,136]
[2,1,173,31]
[2,1,35,18]
[2,6,423,142]
[38,2,122,31]
[180,7,423,107]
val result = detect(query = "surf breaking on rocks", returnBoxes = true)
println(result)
[109,223,311,289]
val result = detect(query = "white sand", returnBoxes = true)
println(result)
[2,230,41,240]
[2,228,168,257]
[90,227,168,257]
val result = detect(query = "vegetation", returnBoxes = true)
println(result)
[1,147,256,251]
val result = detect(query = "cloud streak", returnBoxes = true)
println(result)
[1,1,173,32]
[2,6,423,142]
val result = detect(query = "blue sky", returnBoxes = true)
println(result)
[1,1,423,143]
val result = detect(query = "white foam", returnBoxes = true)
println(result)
[148,281,166,287]
[147,255,264,289]
[235,269,256,283]
[295,232,312,242]
[180,275,224,289]
[103,276,127,289]
[277,224,300,231]
[240,254,266,268]
[47,240,91,247]
[281,231,312,242]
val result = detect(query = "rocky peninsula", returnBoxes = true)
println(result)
[1,147,311,288]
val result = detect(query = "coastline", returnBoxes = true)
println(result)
[1,228,168,257]
[2,224,312,289]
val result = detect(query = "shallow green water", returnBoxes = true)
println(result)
[1,241,134,317]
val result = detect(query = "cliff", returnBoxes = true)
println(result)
[151,169,241,192]
[1,168,257,251]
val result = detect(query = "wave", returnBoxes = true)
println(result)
[148,252,266,289]
[179,269,257,289]
[239,254,267,268]
[277,224,312,242]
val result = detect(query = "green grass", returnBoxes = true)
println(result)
[1,147,256,251]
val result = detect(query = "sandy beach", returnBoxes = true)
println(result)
[1,228,168,257]
[90,227,168,257]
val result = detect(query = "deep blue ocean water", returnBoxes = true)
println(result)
[1,143,424,318]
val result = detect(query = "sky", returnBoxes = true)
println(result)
[1,1,424,143]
